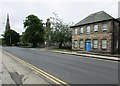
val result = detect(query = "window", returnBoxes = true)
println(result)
[75,28,78,35]
[74,40,78,47]
[80,27,83,34]
[94,24,98,32]
[86,26,90,34]
[102,23,107,32]
[93,40,98,48]
[116,41,118,48]
[102,40,107,49]
[80,40,83,48]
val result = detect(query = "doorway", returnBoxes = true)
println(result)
[85,40,91,52]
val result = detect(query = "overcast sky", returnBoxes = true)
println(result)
[0,0,119,38]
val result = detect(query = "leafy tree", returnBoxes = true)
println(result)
[51,15,72,48]
[0,38,2,45]
[2,29,20,46]
[22,14,44,47]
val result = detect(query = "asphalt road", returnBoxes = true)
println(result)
[2,47,118,84]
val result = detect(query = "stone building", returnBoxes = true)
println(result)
[71,11,120,54]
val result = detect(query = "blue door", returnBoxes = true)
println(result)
[85,40,91,52]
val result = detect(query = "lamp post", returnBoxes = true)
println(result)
[10,35,11,46]
[0,22,5,46]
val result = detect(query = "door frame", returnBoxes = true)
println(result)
[85,39,91,52]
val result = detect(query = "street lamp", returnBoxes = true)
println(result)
[10,35,11,46]
[0,22,5,46]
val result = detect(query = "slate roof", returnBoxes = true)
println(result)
[117,18,120,22]
[72,11,114,27]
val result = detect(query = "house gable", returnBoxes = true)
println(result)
[71,11,114,27]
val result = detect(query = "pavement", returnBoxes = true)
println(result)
[0,49,49,85]
[30,48,120,62]
[49,50,120,62]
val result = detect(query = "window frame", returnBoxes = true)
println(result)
[93,40,98,49]
[74,40,78,47]
[94,24,98,32]
[79,40,83,48]
[116,40,118,48]
[102,23,107,32]
[80,27,83,34]
[75,28,78,35]
[86,25,90,34]
[101,39,107,49]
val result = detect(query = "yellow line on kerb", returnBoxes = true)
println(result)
[3,51,69,86]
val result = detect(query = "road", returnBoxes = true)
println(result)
[2,47,118,84]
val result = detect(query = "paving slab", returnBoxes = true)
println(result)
[1,49,49,85]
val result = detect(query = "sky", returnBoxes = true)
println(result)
[0,0,120,38]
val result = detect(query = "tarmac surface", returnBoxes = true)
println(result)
[2,47,118,84]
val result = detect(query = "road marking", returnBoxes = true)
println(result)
[3,51,69,86]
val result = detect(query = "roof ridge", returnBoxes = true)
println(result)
[73,11,114,27]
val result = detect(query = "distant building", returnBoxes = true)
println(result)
[5,14,10,31]
[71,11,120,54]
[118,1,120,17]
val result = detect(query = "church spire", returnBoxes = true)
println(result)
[5,13,10,31]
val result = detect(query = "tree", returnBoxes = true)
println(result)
[50,14,72,48]
[2,29,20,46]
[22,14,44,47]
[0,38,2,45]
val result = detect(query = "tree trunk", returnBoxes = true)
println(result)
[32,43,37,48]
[59,42,62,48]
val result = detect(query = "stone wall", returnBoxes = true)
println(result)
[112,20,120,54]
[72,20,118,54]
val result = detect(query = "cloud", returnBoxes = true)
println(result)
[0,0,119,38]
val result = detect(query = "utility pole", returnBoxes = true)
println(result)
[118,1,120,17]
[10,35,11,46]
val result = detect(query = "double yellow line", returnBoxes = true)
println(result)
[3,51,69,86]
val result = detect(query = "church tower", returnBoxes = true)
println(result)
[5,14,10,31]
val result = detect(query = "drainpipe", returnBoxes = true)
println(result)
[111,21,114,54]
[118,22,120,54]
